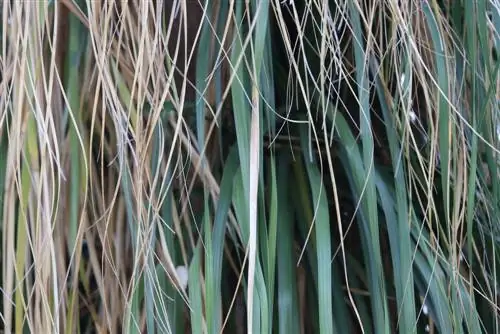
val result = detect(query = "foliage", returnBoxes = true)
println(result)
[0,0,499,333]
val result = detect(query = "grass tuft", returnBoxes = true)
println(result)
[0,0,499,333]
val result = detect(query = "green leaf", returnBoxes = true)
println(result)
[189,245,204,334]
[299,126,336,334]
[206,146,239,334]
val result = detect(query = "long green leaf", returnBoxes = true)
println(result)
[347,3,390,331]
[300,126,336,334]
[206,146,239,334]
[189,245,204,334]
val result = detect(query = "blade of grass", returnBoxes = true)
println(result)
[423,0,452,241]
[15,120,36,334]
[344,253,374,334]
[144,230,158,334]
[159,169,183,334]
[121,160,140,334]
[0,118,7,236]
[63,3,89,330]
[299,126,336,334]
[265,154,278,329]
[149,115,170,333]
[275,151,300,334]
[412,238,453,333]
[232,165,269,334]
[370,55,417,332]
[375,169,416,332]
[64,0,87,257]
[206,145,239,334]
[195,0,212,156]
[230,0,251,197]
[347,2,390,331]
[422,3,465,331]
[463,0,480,274]
[326,104,390,332]
[189,244,204,334]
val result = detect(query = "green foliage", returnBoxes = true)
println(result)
[0,0,499,333]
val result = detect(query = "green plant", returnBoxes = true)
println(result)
[0,0,498,333]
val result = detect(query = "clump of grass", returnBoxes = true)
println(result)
[0,0,499,333]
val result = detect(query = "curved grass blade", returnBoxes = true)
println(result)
[326,107,390,332]
[370,56,417,332]
[347,3,390,331]
[299,126,335,334]
[206,146,239,334]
